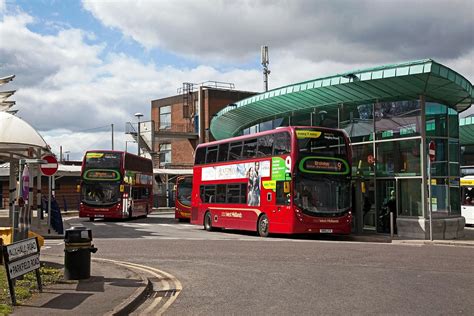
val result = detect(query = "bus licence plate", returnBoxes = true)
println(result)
[94,215,104,218]
[320,229,333,233]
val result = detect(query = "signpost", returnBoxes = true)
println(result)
[40,155,58,234]
[428,141,436,241]
[2,237,42,305]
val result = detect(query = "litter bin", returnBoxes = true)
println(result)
[64,226,98,280]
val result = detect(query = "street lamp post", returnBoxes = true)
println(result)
[134,112,143,156]
[125,140,136,152]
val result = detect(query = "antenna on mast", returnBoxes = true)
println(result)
[261,45,270,92]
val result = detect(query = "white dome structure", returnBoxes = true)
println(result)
[0,111,50,160]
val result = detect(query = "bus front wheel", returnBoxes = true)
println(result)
[204,212,213,231]
[257,214,269,237]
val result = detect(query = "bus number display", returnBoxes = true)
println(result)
[299,157,349,175]
[84,170,120,180]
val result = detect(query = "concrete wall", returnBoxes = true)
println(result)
[397,217,466,239]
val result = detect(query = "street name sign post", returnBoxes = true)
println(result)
[2,237,42,305]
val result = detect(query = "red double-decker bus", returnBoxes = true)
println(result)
[190,126,352,236]
[175,175,192,221]
[79,150,153,221]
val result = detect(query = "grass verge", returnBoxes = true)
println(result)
[0,262,63,315]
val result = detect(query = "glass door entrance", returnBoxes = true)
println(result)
[376,180,396,234]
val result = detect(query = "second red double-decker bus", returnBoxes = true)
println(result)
[190,126,352,236]
[79,150,153,221]
[175,175,192,221]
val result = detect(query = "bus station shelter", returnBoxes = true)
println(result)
[0,111,51,239]
[211,59,474,239]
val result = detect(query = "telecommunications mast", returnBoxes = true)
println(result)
[261,45,270,92]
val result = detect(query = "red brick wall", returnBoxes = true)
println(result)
[151,89,256,167]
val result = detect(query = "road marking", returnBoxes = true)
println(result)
[95,258,182,315]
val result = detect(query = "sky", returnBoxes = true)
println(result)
[1,0,473,161]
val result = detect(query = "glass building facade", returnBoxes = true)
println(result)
[242,98,461,235]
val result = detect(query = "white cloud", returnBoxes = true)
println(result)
[41,129,137,161]
[82,0,474,65]
[1,1,472,161]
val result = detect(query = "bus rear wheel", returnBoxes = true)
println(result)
[204,211,213,231]
[257,214,269,237]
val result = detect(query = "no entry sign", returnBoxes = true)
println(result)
[41,155,58,176]
[429,141,436,162]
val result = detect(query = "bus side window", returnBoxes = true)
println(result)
[200,186,205,202]
[243,138,257,159]
[216,184,226,203]
[195,147,206,165]
[273,132,291,155]
[206,146,218,164]
[202,185,216,203]
[257,135,273,157]
[228,141,243,161]
[218,143,229,162]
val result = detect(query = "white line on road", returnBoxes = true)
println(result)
[95,258,182,315]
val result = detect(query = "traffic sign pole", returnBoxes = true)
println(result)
[428,141,435,241]
[48,176,51,234]
[40,155,58,234]
[428,154,432,241]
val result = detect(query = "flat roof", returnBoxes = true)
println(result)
[211,59,473,140]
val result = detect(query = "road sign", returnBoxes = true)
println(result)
[3,237,42,305]
[40,155,58,176]
[367,154,375,165]
[429,141,436,162]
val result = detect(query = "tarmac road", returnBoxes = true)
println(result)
[40,212,474,315]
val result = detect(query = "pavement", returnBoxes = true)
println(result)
[12,255,150,316]
[1,207,473,315]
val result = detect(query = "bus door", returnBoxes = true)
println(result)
[275,181,291,220]
[131,187,149,216]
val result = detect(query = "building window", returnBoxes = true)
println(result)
[375,100,421,140]
[376,139,421,177]
[340,103,374,143]
[159,143,171,167]
[425,102,447,137]
[352,143,374,177]
[160,105,171,130]
[398,179,422,217]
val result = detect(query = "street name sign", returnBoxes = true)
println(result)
[2,237,42,305]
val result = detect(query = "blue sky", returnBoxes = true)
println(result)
[1,0,473,160]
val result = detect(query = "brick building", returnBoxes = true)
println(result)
[150,82,257,168]
[148,82,257,206]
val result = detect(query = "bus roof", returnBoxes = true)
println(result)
[197,126,347,149]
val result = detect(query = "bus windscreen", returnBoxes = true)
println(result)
[85,152,121,170]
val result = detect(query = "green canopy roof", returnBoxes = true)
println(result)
[211,59,473,140]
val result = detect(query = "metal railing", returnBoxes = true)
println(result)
[177,81,235,94]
